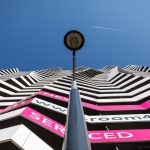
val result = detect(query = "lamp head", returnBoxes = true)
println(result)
[64,30,85,51]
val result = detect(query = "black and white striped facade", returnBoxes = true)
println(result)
[0,65,150,150]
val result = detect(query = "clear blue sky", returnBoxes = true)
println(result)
[0,0,150,71]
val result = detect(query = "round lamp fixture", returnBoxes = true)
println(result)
[64,30,85,51]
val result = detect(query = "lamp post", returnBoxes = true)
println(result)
[64,30,84,81]
[62,30,91,150]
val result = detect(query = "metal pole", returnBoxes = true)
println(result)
[62,50,91,150]
[62,81,91,150]
[73,50,76,81]
[63,30,91,150]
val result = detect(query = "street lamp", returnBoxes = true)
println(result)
[64,30,84,81]
[62,30,91,150]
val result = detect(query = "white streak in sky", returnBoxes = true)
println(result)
[91,26,125,32]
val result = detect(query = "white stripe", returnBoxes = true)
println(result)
[11,78,26,88]
[21,76,31,86]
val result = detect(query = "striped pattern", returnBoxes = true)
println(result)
[124,64,150,72]
[102,66,115,70]
[0,65,150,150]
[0,67,66,107]
[0,68,19,75]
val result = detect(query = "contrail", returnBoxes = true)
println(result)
[91,26,125,32]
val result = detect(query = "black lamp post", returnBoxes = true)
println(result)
[64,30,84,81]
[62,30,91,150]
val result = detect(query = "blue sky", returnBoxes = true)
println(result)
[0,0,150,71]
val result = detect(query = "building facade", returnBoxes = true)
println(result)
[0,65,150,150]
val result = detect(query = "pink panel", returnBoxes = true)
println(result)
[88,129,150,143]
[21,107,65,137]
[21,107,150,143]
[0,99,33,114]
[38,91,149,111]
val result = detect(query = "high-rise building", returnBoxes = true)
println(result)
[0,65,150,150]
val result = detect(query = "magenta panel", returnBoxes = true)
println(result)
[21,107,150,143]
[38,91,149,111]
[21,107,65,137]
[0,99,33,114]
[89,129,150,143]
